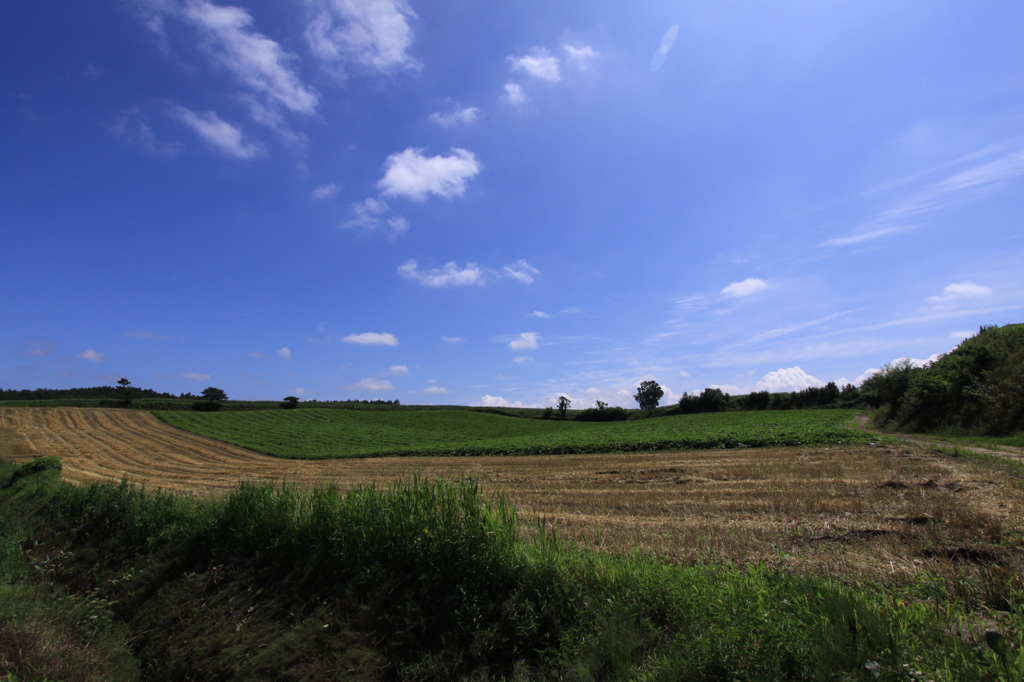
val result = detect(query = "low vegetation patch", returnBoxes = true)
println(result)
[2,458,1022,680]
[156,408,881,459]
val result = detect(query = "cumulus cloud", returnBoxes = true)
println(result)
[304,0,419,77]
[398,260,486,287]
[173,105,263,159]
[79,348,107,362]
[398,259,540,287]
[180,371,212,381]
[312,183,340,199]
[508,48,560,83]
[342,332,399,346]
[342,198,408,239]
[353,377,393,390]
[721,278,769,297]
[502,82,527,106]
[508,332,540,350]
[424,385,450,395]
[429,101,478,128]
[377,147,481,201]
[278,347,292,359]
[927,281,992,308]
[753,367,824,392]
[563,43,599,67]
[442,336,462,344]
[388,365,409,375]
[478,395,525,408]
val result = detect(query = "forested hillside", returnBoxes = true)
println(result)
[863,323,1024,435]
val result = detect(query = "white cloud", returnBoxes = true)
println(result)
[442,336,462,344]
[508,48,560,83]
[304,0,419,76]
[721,278,768,297]
[293,387,308,395]
[424,385,449,395]
[388,365,409,375]
[342,332,398,346]
[27,341,53,358]
[278,347,292,359]
[377,147,480,201]
[513,356,533,364]
[753,367,824,392]
[248,351,264,358]
[180,371,212,381]
[342,198,407,239]
[398,260,486,287]
[312,183,340,199]
[562,43,598,67]
[528,311,551,318]
[429,101,478,128]
[353,377,393,390]
[173,105,263,159]
[79,348,107,362]
[108,108,181,155]
[508,332,540,350]
[398,259,540,287]
[950,330,975,341]
[929,281,992,302]
[503,260,540,284]
[502,82,527,106]
[819,226,911,247]
[478,395,525,408]
[679,370,691,378]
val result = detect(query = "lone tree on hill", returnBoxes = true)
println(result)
[281,396,299,409]
[201,387,228,403]
[116,377,133,406]
[557,395,571,419]
[634,380,664,412]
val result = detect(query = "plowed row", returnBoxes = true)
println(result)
[3,407,1022,579]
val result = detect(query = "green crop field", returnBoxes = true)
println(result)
[155,408,879,459]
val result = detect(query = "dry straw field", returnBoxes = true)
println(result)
[2,406,1022,582]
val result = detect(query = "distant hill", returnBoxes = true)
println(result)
[863,323,1024,435]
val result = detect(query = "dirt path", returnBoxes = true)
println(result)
[853,413,1024,463]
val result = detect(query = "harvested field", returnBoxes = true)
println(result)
[2,407,1023,580]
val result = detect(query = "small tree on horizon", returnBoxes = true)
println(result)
[634,380,664,413]
[201,387,228,403]
[116,377,133,406]
[557,395,571,419]
[281,396,299,409]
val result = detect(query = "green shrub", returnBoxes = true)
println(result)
[574,406,629,422]
[191,401,222,412]
[8,457,62,485]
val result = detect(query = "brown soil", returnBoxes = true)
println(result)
[3,407,1023,580]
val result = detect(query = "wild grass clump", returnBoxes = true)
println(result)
[5,460,1023,680]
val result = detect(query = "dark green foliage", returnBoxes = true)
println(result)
[7,457,62,485]
[191,400,222,412]
[556,395,571,419]
[868,323,1024,435]
[200,386,228,402]
[676,387,731,414]
[116,377,133,406]
[281,396,299,409]
[0,385,183,402]
[634,380,664,412]
[574,406,630,422]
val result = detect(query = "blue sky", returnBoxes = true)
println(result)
[3,0,1023,408]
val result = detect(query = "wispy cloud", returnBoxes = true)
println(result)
[278,347,292,359]
[342,198,408,239]
[172,105,264,159]
[528,311,551,318]
[377,147,481,201]
[398,259,540,287]
[424,385,449,395]
[304,0,419,77]
[312,183,340,199]
[721,278,768,297]
[180,371,211,381]
[821,147,1024,246]
[107,108,181,155]
[442,336,462,344]
[502,82,527,106]
[342,332,399,346]
[26,341,54,358]
[388,365,409,375]
[352,377,393,390]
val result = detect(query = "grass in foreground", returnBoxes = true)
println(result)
[156,408,882,459]
[1,457,1022,680]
